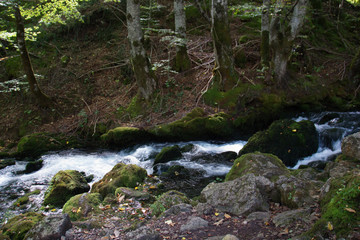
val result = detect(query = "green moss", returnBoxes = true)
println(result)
[126,95,144,119]
[13,189,41,208]
[63,193,102,221]
[308,172,360,237]
[175,46,191,72]
[239,119,318,167]
[150,190,189,217]
[43,170,90,207]
[91,163,147,198]
[16,132,80,159]
[101,126,151,148]
[0,212,44,240]
[154,145,182,165]
[149,108,235,141]
[0,159,15,170]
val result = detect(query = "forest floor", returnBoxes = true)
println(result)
[66,202,330,240]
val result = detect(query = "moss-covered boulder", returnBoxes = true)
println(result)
[154,145,182,165]
[150,190,190,217]
[12,190,41,208]
[63,193,102,221]
[0,212,44,240]
[101,127,151,149]
[91,163,147,198]
[16,132,80,159]
[148,108,235,141]
[239,119,319,167]
[115,187,151,201]
[43,170,90,207]
[199,153,317,215]
[23,160,43,174]
[307,170,360,238]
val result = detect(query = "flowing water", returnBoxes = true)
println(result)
[0,111,359,222]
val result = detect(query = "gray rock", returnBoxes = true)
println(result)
[125,226,161,240]
[180,216,208,232]
[246,211,270,221]
[341,131,360,160]
[222,235,239,240]
[162,203,192,217]
[272,208,311,227]
[25,214,72,240]
[200,174,271,216]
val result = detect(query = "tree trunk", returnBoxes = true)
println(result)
[174,0,191,72]
[14,6,51,106]
[127,0,157,101]
[269,0,309,86]
[261,0,270,67]
[349,47,360,84]
[211,0,238,91]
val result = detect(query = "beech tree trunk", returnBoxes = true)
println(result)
[261,0,270,67]
[211,0,238,91]
[14,6,51,106]
[174,0,191,72]
[127,0,157,101]
[269,0,309,86]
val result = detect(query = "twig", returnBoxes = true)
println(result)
[81,98,92,114]
[77,61,128,79]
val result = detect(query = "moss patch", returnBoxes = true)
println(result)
[150,190,189,217]
[0,212,44,240]
[101,126,151,149]
[239,119,318,167]
[63,193,102,221]
[91,163,147,198]
[43,170,90,207]
[154,145,182,165]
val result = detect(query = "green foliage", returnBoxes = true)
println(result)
[230,3,262,20]
[63,193,102,221]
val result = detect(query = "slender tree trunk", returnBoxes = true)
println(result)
[261,0,270,67]
[269,0,309,86]
[127,0,157,101]
[14,6,51,106]
[211,0,238,91]
[174,0,191,72]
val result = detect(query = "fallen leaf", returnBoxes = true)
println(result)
[327,222,333,231]
[114,230,120,238]
[76,207,82,213]
[149,185,157,189]
[135,187,138,190]
[344,207,356,213]
[224,213,231,219]
[51,209,56,212]
[165,220,175,226]
[117,194,125,203]
[214,212,219,216]
[214,219,224,226]
[118,207,125,211]
[264,221,270,226]
[292,129,297,132]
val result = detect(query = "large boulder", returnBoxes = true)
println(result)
[154,145,182,165]
[148,108,235,141]
[0,212,44,240]
[341,131,360,160]
[16,132,80,159]
[239,119,319,167]
[43,170,90,207]
[101,127,151,149]
[199,153,317,216]
[24,214,72,240]
[91,163,147,198]
[63,193,102,221]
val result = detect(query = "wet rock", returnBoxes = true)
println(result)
[320,128,344,149]
[91,163,147,198]
[222,235,239,240]
[180,216,208,232]
[24,214,72,240]
[23,160,43,174]
[272,208,312,227]
[191,151,237,164]
[307,160,328,170]
[43,170,90,207]
[341,131,360,160]
[125,226,161,240]
[154,145,182,165]
[0,159,15,169]
[63,193,102,221]
[180,144,195,153]
[239,119,318,167]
